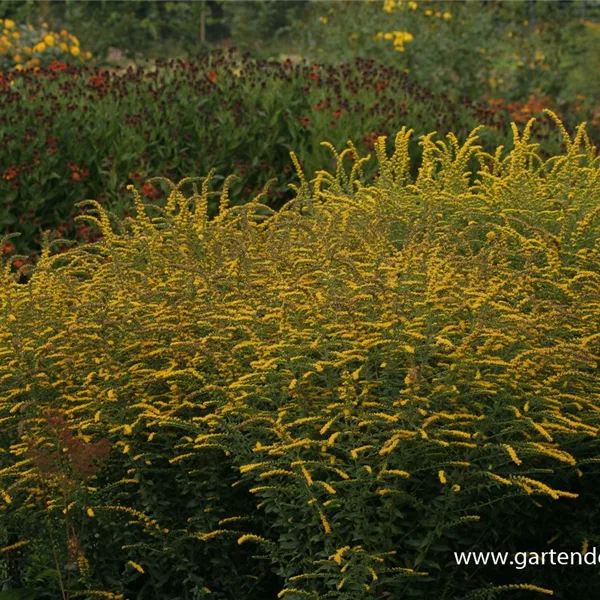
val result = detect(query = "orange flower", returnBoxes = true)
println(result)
[207,69,217,84]
[1,165,19,181]
[49,60,67,72]
[67,161,89,181]
[88,74,104,86]
[141,182,158,199]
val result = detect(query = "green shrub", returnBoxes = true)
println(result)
[291,0,600,105]
[1,115,600,599]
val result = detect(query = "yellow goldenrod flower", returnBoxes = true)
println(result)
[319,510,332,534]
[127,561,145,574]
[438,470,447,484]
[424,9,433,16]
[70,45,80,56]
[33,42,46,53]
[238,534,268,545]
[502,444,522,465]
[1,540,31,553]
[44,34,54,46]
[494,584,553,595]
[408,0,418,9]
[443,11,452,19]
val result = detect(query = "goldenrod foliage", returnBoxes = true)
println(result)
[1,115,600,598]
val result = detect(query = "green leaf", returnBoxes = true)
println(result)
[0,590,37,600]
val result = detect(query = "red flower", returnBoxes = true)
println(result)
[88,74,104,87]
[49,60,68,72]
[1,165,19,181]
[375,80,388,91]
[332,109,342,118]
[141,182,158,199]
[313,102,326,110]
[207,69,217,84]
[128,171,142,181]
[67,161,89,181]
[362,131,380,150]
[299,117,311,127]
[1,243,14,255]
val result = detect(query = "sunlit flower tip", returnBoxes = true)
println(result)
[127,560,145,574]
[237,534,267,545]
[438,470,447,484]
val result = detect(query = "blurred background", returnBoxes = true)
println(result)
[2,0,599,105]
[1,0,600,261]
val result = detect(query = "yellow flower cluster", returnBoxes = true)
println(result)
[424,8,451,19]
[373,30,414,51]
[383,0,418,12]
[0,19,91,71]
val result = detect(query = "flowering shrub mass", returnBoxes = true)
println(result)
[1,116,600,599]
[0,19,91,71]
